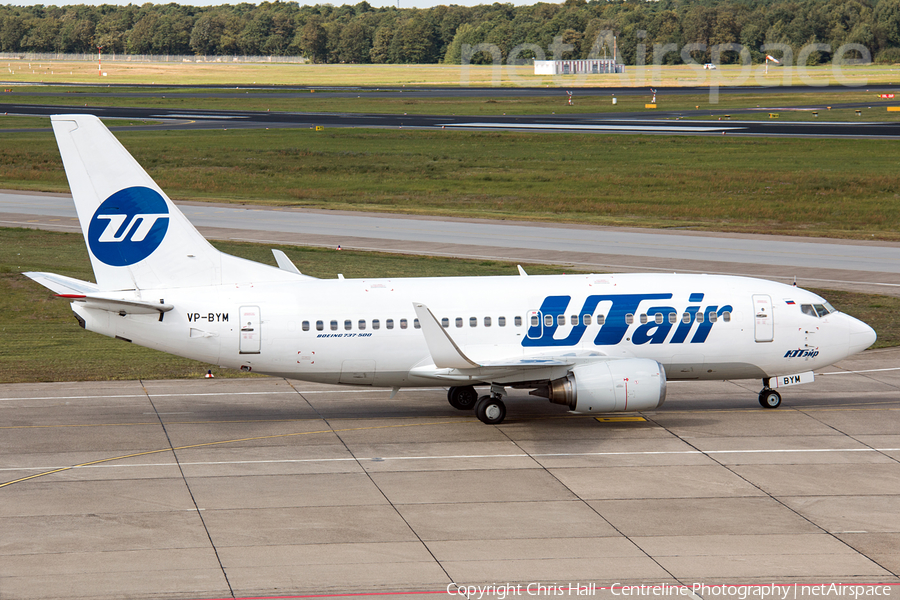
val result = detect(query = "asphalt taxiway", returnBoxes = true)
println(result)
[2,349,900,599]
[3,102,900,137]
[3,190,900,297]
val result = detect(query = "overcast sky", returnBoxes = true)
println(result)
[5,0,533,8]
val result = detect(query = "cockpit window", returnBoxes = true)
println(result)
[802,303,836,318]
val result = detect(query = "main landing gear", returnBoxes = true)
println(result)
[447,385,507,424]
[475,395,507,425]
[758,382,782,409]
[447,385,478,410]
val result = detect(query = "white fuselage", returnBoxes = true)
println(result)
[72,272,874,387]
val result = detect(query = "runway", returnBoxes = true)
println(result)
[3,102,900,138]
[2,348,900,599]
[3,190,900,296]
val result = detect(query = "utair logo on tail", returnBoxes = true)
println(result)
[524,292,733,347]
[87,186,169,266]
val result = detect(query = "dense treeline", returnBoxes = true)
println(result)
[0,0,898,65]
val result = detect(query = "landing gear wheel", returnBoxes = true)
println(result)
[475,395,507,425]
[759,389,782,409]
[448,385,478,410]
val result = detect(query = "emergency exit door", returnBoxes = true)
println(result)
[752,295,773,342]
[239,306,261,354]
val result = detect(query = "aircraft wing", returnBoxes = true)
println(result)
[412,302,600,381]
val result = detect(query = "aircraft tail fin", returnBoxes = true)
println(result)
[51,115,265,291]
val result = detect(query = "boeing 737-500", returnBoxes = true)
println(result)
[24,115,877,424]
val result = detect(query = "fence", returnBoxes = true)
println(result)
[0,52,308,64]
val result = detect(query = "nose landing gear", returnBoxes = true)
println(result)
[758,388,782,409]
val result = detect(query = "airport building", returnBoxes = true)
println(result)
[533,59,625,75]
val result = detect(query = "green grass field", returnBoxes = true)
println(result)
[2,127,898,240]
[1,227,896,384]
[4,61,900,87]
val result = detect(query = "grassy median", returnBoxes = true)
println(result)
[1,126,898,240]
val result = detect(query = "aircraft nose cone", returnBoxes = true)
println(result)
[848,316,877,354]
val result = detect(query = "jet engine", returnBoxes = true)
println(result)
[531,359,667,413]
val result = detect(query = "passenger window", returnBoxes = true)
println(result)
[722,311,731,322]
[655,313,664,325]
[330,320,338,331]
[470,317,477,327]
[708,312,717,323]
[696,312,704,323]
[801,304,816,317]
[640,314,648,324]
[316,320,324,331]
[400,319,408,329]
[515,316,522,327]
[414,319,421,329]
[344,319,352,330]
[456,317,463,328]
[596,314,605,325]
[570,315,578,326]
[557,315,565,327]
[302,320,310,331]
[669,313,677,324]
[625,313,634,325]
[682,313,691,324]
[359,319,366,330]
[484,316,491,327]
[386,319,394,329]
[544,314,553,327]
[372,319,380,330]
[441,317,449,328]
[498,316,506,327]
[583,314,591,326]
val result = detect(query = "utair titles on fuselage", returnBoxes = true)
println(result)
[24,115,877,425]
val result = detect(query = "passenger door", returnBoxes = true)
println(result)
[239,306,261,354]
[752,295,774,342]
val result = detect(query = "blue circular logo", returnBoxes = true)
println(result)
[88,187,170,267]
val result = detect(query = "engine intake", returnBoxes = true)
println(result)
[534,359,667,413]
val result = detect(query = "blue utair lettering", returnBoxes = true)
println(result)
[88,186,169,267]
[522,293,732,348]
[523,293,672,347]
[632,306,678,345]
[690,305,734,343]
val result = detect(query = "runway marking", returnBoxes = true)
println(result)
[821,367,900,375]
[0,418,470,489]
[3,447,899,475]
[0,388,444,403]
[438,122,746,133]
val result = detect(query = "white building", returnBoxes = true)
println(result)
[534,59,625,75]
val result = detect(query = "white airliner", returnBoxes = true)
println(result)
[25,115,876,424]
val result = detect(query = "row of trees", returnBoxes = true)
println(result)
[0,0,898,65]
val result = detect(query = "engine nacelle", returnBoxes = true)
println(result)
[541,359,667,413]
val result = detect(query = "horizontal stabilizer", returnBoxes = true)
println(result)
[58,295,173,315]
[272,250,317,279]
[23,272,99,295]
